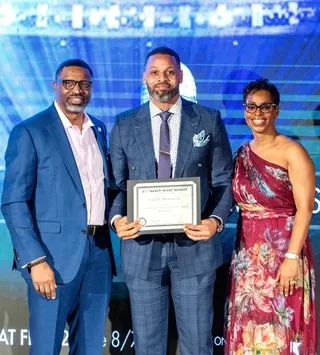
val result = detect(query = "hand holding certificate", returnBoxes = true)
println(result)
[127,178,201,235]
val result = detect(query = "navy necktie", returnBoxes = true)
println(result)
[158,111,172,179]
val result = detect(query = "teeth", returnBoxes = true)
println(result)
[252,120,265,124]
[69,98,83,103]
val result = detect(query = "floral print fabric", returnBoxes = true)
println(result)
[225,144,317,355]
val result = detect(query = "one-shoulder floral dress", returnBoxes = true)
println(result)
[225,144,317,355]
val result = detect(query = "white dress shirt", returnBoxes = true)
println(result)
[150,96,182,177]
[55,101,105,225]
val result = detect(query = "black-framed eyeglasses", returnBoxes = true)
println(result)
[56,79,92,90]
[243,103,277,114]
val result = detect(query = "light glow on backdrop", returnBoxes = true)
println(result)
[0,0,320,354]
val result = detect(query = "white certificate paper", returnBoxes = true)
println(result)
[127,178,200,234]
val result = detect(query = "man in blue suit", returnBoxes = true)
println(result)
[109,47,233,354]
[1,59,115,354]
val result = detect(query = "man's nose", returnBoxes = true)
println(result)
[72,82,83,93]
[158,72,168,81]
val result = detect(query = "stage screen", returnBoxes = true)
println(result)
[0,0,320,353]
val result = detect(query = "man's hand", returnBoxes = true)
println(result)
[114,216,142,240]
[31,262,57,299]
[184,218,218,241]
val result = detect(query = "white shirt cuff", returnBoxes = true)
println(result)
[209,215,223,224]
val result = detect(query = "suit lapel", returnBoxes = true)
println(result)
[91,122,108,182]
[46,105,85,201]
[133,103,156,179]
[175,100,201,177]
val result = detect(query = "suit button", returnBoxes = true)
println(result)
[198,163,202,167]
[82,203,86,208]
[132,166,136,170]
[81,229,86,234]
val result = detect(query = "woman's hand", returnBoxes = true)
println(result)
[276,258,299,296]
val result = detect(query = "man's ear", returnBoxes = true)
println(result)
[53,81,57,93]
[143,72,147,86]
[179,70,183,84]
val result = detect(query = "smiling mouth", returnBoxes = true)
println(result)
[68,96,85,104]
[252,119,266,125]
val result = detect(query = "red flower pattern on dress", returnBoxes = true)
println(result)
[225,144,317,355]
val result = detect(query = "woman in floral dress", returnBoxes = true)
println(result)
[225,79,317,354]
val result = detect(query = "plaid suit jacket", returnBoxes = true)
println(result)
[109,98,233,279]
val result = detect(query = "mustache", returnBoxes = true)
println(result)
[155,82,171,87]
[68,94,85,99]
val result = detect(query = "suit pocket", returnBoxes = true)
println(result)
[184,161,207,177]
[37,221,61,234]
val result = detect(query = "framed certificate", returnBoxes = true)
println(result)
[127,177,201,234]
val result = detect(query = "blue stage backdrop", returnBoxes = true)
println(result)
[0,1,320,353]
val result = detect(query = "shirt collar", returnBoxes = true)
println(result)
[54,101,94,129]
[149,96,182,118]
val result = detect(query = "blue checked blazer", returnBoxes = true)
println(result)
[109,98,233,279]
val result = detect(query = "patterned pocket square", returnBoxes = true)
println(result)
[193,130,210,147]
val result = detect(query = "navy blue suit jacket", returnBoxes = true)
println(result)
[1,104,115,283]
[109,98,233,279]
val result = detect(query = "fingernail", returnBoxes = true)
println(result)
[52,296,56,299]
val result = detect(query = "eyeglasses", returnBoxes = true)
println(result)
[56,79,92,90]
[243,103,277,114]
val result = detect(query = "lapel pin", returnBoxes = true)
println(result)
[98,127,102,132]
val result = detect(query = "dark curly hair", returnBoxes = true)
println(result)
[243,79,280,105]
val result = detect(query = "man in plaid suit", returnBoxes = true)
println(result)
[109,47,233,355]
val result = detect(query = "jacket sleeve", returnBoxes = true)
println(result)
[207,110,233,223]
[108,116,128,222]
[1,124,46,267]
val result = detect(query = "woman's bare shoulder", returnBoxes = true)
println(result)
[277,135,307,154]
[277,136,314,172]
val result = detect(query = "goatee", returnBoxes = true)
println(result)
[147,84,179,103]
[65,103,86,113]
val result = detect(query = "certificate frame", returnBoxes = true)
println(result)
[127,177,201,235]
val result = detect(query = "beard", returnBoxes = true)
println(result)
[147,83,179,103]
[65,95,88,113]
[65,103,86,113]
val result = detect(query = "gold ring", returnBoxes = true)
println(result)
[290,280,296,284]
